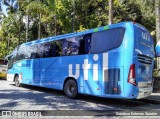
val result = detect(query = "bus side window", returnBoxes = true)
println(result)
[90,28,125,53]
[51,41,60,57]
[30,53,36,59]
[84,34,92,54]
[51,42,57,57]
[55,40,62,56]
[25,46,31,59]
[37,44,45,58]
[62,37,80,56]
[44,43,52,58]
[62,39,68,56]
[29,46,38,59]
[79,39,85,54]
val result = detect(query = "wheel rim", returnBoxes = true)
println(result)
[15,77,19,86]
[68,85,75,94]
[16,81,19,86]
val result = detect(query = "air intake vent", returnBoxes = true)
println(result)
[104,68,121,95]
[137,54,152,64]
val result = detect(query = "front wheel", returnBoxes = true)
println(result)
[15,75,21,87]
[64,79,78,99]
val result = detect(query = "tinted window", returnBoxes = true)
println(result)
[62,37,81,56]
[79,38,85,54]
[84,34,91,54]
[43,43,52,58]
[12,28,125,61]
[17,46,29,61]
[51,41,59,57]
[91,27,125,53]
[25,46,31,59]
[51,40,62,57]
[37,44,45,58]
[29,45,38,59]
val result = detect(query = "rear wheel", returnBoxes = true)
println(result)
[64,79,78,99]
[15,75,21,87]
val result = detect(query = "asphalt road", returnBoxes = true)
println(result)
[0,79,160,119]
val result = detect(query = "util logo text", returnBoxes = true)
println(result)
[68,53,108,81]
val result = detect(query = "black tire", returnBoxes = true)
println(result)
[15,75,21,87]
[64,79,78,99]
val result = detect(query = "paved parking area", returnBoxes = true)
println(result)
[0,79,160,119]
[0,80,120,110]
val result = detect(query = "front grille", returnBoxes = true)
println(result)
[137,54,153,64]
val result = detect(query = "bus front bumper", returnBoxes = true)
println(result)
[136,87,153,99]
[7,74,15,82]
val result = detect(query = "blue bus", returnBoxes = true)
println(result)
[6,22,154,99]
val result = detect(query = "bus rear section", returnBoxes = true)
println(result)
[125,23,154,99]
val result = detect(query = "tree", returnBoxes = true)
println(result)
[72,0,75,32]
[0,41,7,58]
[109,0,113,24]
[1,0,18,15]
[0,0,157,59]
[118,0,155,33]
[1,13,21,50]
[156,0,160,43]
[18,0,32,42]
[26,0,49,39]
[43,0,57,36]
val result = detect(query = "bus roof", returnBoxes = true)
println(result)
[21,22,134,46]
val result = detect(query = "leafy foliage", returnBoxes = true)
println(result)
[0,0,156,59]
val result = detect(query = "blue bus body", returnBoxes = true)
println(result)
[7,22,154,99]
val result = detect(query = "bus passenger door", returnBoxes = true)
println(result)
[40,42,61,88]
[32,59,41,85]
[30,46,41,85]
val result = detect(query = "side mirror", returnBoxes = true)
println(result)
[5,54,12,61]
[155,41,160,57]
